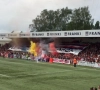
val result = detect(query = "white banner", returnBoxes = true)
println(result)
[19,33,30,38]
[0,33,8,37]
[78,61,100,68]
[83,30,100,37]
[8,33,19,38]
[53,58,70,64]
[0,30,100,38]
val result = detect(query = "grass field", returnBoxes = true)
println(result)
[0,57,100,90]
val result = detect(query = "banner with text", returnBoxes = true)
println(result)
[0,30,100,38]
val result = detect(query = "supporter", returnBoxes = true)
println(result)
[73,57,77,67]
[25,53,28,60]
[90,87,93,90]
[98,85,100,90]
[10,52,13,58]
[78,43,100,63]
[13,53,17,58]
[30,54,34,60]
[93,87,97,90]
[46,55,50,62]
[1,41,100,64]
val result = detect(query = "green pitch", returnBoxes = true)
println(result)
[0,57,100,90]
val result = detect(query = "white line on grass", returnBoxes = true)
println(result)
[0,74,10,77]
[76,67,100,71]
[12,70,72,77]
[0,59,100,74]
[0,59,29,65]
[0,59,99,70]
[37,62,100,71]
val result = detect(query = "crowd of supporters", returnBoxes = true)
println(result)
[0,43,29,59]
[90,85,100,90]
[78,43,100,63]
[1,42,100,63]
[0,45,77,66]
[0,43,10,51]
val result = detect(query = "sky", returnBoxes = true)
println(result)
[0,0,100,33]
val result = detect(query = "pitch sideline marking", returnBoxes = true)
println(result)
[1,58,100,71]
[0,74,10,77]
[12,69,72,77]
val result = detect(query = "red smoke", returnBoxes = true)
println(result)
[36,44,41,55]
[49,42,58,55]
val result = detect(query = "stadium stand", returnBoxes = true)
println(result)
[1,37,100,64]
[78,43,100,63]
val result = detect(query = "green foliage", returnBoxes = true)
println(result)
[68,7,94,30]
[94,21,100,29]
[30,6,96,31]
[32,7,72,31]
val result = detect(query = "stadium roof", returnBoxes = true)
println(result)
[0,37,12,41]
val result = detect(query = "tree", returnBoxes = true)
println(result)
[94,21,100,29]
[58,7,72,30]
[30,6,94,31]
[31,7,72,32]
[67,6,94,30]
